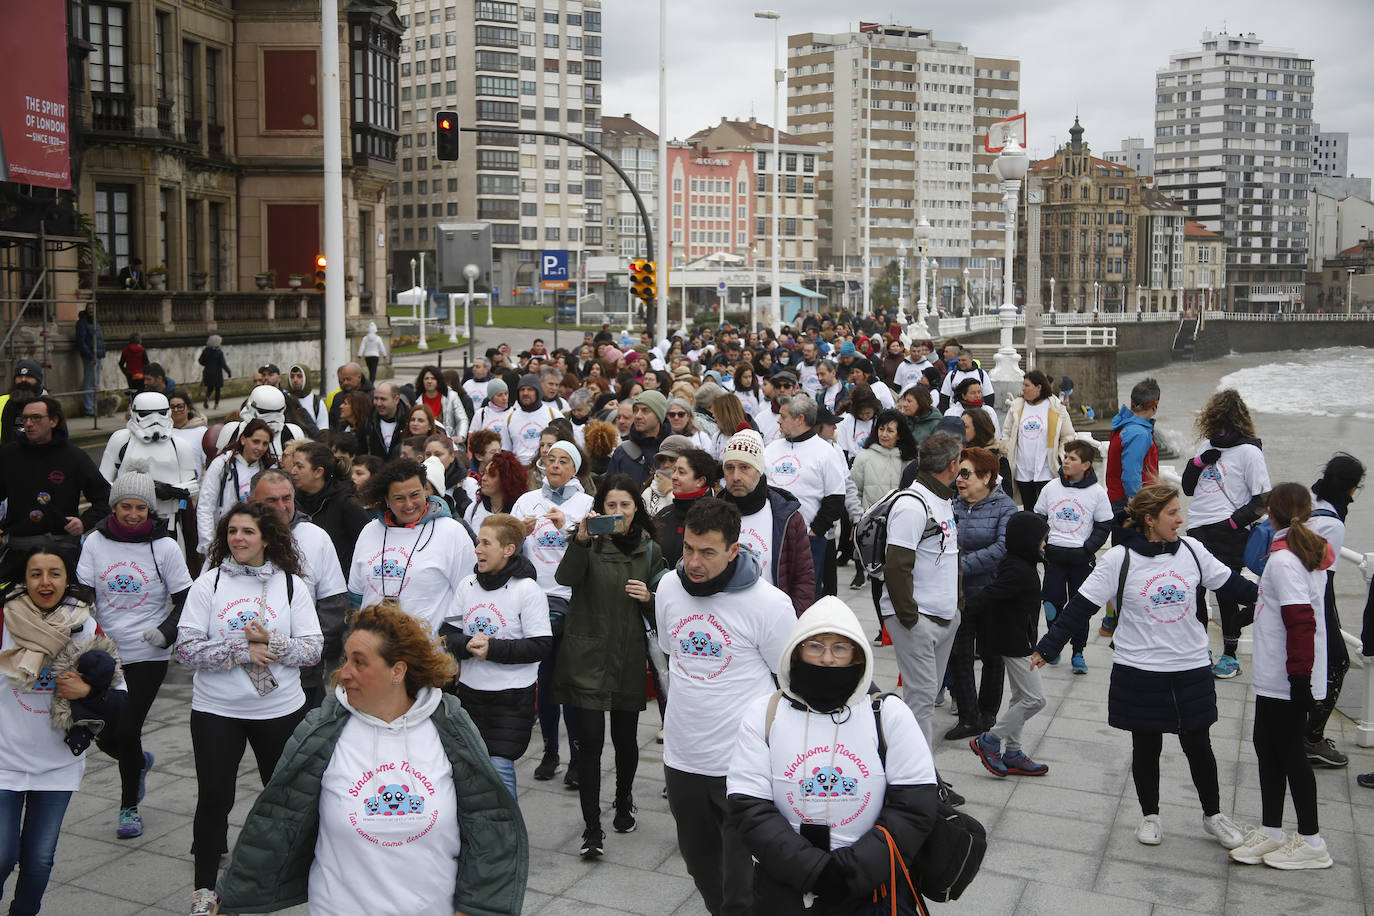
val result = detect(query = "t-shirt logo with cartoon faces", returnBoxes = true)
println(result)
[469,616,500,636]
[226,609,261,631]
[107,573,141,595]
[1020,416,1044,436]
[770,456,801,487]
[679,631,723,657]
[366,783,425,817]
[100,561,154,610]
[799,765,859,798]
[1198,462,1226,494]
[31,667,56,693]
[1143,576,1192,624]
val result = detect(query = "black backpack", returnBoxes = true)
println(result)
[852,488,944,580]
[764,690,985,904]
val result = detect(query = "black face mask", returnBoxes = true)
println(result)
[789,659,864,714]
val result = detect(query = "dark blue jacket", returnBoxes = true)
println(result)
[953,487,1017,597]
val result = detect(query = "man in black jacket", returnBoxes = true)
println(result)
[0,396,110,557]
[288,441,371,576]
[326,362,373,430]
[0,359,46,446]
[360,380,407,459]
[605,390,668,488]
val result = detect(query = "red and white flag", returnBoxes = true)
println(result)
[985,113,1027,153]
[859,21,881,33]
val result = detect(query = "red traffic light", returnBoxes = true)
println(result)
[439,118,452,130]
[315,254,327,269]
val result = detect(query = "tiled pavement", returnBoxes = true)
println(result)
[33,585,1374,915]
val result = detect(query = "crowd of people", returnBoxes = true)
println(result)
[0,308,1370,915]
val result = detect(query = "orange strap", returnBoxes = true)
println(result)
[875,825,928,916]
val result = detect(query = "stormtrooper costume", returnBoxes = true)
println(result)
[215,385,306,456]
[98,392,201,545]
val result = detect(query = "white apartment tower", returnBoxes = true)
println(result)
[787,24,1019,312]
[388,0,603,304]
[1152,30,1313,311]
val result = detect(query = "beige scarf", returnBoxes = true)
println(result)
[0,594,91,689]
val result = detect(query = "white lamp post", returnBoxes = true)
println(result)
[914,216,931,337]
[990,138,1028,394]
[896,245,909,327]
[1093,280,1100,315]
[962,267,970,321]
[1049,276,1055,313]
[1136,283,1143,314]
[755,9,783,333]
[463,264,479,363]
[417,252,429,350]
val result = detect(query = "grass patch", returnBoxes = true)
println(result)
[387,303,613,331]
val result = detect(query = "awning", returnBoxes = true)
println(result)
[781,282,824,299]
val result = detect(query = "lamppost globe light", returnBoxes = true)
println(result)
[463,264,480,281]
[915,216,932,240]
[994,138,1030,182]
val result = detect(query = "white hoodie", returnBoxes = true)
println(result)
[727,598,936,849]
[310,687,461,916]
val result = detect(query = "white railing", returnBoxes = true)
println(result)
[1202,309,1374,323]
[934,314,1003,337]
[1038,326,1117,348]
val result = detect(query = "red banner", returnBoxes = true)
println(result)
[859,21,881,33]
[0,3,71,189]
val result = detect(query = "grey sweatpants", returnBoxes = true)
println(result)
[989,654,1047,751]
[885,610,961,749]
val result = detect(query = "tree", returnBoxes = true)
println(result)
[868,260,903,313]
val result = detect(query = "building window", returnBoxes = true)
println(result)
[154,12,170,98]
[476,25,519,48]
[349,11,401,164]
[264,49,321,131]
[546,227,560,240]
[88,3,128,94]
[208,202,224,290]
[183,42,200,141]
[185,198,200,275]
[95,184,134,281]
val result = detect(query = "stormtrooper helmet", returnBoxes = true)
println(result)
[241,385,287,434]
[128,392,174,442]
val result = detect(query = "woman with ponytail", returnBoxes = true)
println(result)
[1229,483,1336,870]
[1302,453,1366,769]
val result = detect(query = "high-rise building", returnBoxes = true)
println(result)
[1311,125,1348,178]
[1103,138,1155,177]
[388,0,603,305]
[600,115,657,261]
[1152,29,1313,311]
[786,24,1019,312]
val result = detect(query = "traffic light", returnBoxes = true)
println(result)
[435,110,460,161]
[630,258,657,304]
[314,254,327,293]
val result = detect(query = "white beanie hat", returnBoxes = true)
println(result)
[721,427,766,476]
[422,456,447,495]
[109,458,158,508]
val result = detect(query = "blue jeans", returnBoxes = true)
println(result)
[81,359,101,416]
[488,756,518,801]
[0,789,73,916]
[808,534,828,598]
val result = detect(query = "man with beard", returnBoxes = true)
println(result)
[717,428,813,615]
[605,390,668,488]
[0,359,46,446]
[500,373,562,464]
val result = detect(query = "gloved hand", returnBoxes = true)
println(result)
[154,482,189,501]
[142,627,169,649]
[1198,448,1221,466]
[1288,674,1315,714]
[812,858,850,902]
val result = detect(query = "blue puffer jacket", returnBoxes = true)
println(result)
[953,487,1018,597]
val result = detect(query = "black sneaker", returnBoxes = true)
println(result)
[1304,737,1349,768]
[937,779,965,807]
[564,759,580,790]
[613,797,637,833]
[850,570,866,589]
[944,721,982,741]
[1357,772,1374,789]
[533,751,558,781]
[580,827,605,859]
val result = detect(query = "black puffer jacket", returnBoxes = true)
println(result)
[296,480,371,576]
[969,511,1048,658]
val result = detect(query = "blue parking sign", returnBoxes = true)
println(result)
[541,249,570,290]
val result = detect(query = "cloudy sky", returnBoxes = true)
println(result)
[602,0,1374,178]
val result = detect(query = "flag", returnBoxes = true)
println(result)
[859,21,881,32]
[985,113,1028,153]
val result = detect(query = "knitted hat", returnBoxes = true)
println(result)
[487,378,508,397]
[422,456,446,495]
[721,428,766,475]
[839,340,857,357]
[109,458,157,508]
[517,373,541,392]
[14,359,42,384]
[632,389,668,423]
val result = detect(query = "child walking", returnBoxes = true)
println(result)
[1034,439,1113,672]
[1230,483,1335,869]
[969,511,1052,777]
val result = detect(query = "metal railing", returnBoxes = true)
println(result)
[1202,309,1374,322]
[1038,325,1117,347]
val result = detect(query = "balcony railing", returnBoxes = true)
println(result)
[157,97,175,137]
[92,290,324,334]
[353,124,398,168]
[184,117,202,144]
[91,91,134,132]
[208,123,226,156]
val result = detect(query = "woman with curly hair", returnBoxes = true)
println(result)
[1181,388,1271,680]
[174,502,322,914]
[582,418,621,484]
[467,449,529,529]
[216,603,528,916]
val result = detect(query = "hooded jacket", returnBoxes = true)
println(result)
[1106,406,1158,505]
[199,344,231,389]
[726,598,938,915]
[297,479,372,576]
[287,364,329,431]
[719,482,815,617]
[968,512,1049,657]
[0,424,111,538]
[215,689,527,916]
[953,485,1017,598]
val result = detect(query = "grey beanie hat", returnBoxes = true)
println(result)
[487,378,508,397]
[109,459,157,509]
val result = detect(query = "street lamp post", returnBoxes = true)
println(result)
[1049,276,1055,313]
[417,253,428,350]
[896,245,909,327]
[1136,283,1143,314]
[1093,280,1100,315]
[1349,268,1357,314]
[962,267,970,323]
[755,9,783,333]
[463,264,479,364]
[990,138,1028,398]
[914,216,931,338]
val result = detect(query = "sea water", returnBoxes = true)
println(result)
[1120,346,1374,630]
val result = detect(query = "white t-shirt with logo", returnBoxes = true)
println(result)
[798,362,821,396]
[294,520,348,600]
[472,404,510,434]
[728,694,937,849]
[738,505,777,584]
[452,574,551,692]
[1307,496,1345,572]
[1014,400,1053,481]
[880,483,959,620]
[764,435,848,530]
[78,531,194,664]
[349,517,476,631]
[311,689,462,916]
[463,375,493,404]
[1034,477,1113,549]
[655,573,796,777]
[510,488,595,601]
[1187,442,1271,527]
[1076,537,1232,672]
[1252,546,1328,702]
[180,567,322,719]
[501,405,560,464]
[378,417,398,452]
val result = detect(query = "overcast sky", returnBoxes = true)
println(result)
[602,0,1374,178]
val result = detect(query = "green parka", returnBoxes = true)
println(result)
[552,531,666,710]
[215,692,528,916]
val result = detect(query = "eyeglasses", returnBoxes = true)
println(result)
[800,640,856,661]
[170,404,188,411]
[19,413,48,423]
[666,411,688,419]
[956,468,974,479]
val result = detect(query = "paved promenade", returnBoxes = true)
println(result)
[35,584,1374,914]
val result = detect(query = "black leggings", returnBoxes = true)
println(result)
[948,615,1003,728]
[1255,695,1319,835]
[1190,522,1247,642]
[1307,574,1350,741]
[1131,729,1220,817]
[573,707,640,830]
[190,706,305,889]
[95,660,168,809]
[1015,479,1048,511]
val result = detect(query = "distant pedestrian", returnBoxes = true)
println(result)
[119,332,147,394]
[76,306,106,417]
[358,321,387,382]
[198,335,231,408]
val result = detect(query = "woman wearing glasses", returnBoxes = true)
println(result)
[664,397,712,453]
[727,596,938,914]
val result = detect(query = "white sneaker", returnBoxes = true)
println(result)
[1202,812,1246,850]
[1262,834,1333,870]
[1230,827,1285,865]
[1136,814,1162,846]
[189,887,219,916]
